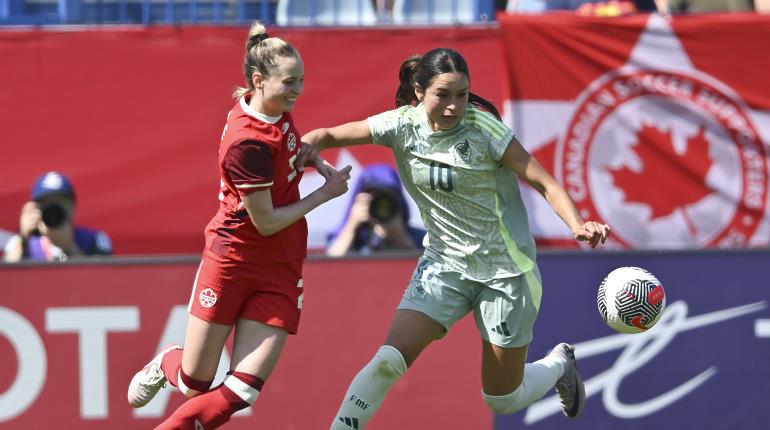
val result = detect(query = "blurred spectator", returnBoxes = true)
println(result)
[542,0,757,13]
[376,0,395,21]
[544,0,658,14]
[3,171,112,262]
[326,164,426,256]
[661,0,753,12]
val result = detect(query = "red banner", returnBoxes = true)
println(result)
[0,257,489,429]
[497,13,770,249]
[0,27,505,254]
[4,21,767,253]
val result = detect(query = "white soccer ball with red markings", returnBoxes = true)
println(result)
[597,267,666,334]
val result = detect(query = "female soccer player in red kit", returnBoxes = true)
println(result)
[126,22,351,429]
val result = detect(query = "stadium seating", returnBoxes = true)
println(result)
[276,0,377,26]
[506,0,545,12]
[0,0,496,24]
[392,0,487,24]
[0,0,277,24]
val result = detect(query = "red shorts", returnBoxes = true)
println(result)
[187,257,304,333]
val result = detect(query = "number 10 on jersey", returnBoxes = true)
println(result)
[429,161,453,192]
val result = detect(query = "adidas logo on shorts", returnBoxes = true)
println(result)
[492,321,511,337]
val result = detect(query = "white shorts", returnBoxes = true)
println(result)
[398,255,542,348]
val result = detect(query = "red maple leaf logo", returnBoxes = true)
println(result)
[610,124,713,237]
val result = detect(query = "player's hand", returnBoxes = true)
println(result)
[573,221,611,248]
[313,158,336,180]
[320,165,352,200]
[19,201,42,238]
[296,142,320,172]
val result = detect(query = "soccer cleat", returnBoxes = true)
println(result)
[127,344,182,408]
[550,343,585,418]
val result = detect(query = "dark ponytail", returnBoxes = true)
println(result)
[395,55,421,108]
[394,48,502,122]
[469,93,501,121]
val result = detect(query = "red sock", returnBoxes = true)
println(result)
[160,348,183,387]
[154,372,264,430]
[161,349,212,393]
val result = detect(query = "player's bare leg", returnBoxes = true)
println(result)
[480,341,583,417]
[156,319,288,430]
[330,310,445,430]
[481,342,530,396]
[229,319,288,380]
[176,316,233,396]
[383,309,445,366]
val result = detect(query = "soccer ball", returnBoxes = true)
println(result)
[597,267,666,333]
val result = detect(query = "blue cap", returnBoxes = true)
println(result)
[31,171,76,201]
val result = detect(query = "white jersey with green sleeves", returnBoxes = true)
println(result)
[368,103,539,281]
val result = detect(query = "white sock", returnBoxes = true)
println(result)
[330,345,407,430]
[482,355,564,415]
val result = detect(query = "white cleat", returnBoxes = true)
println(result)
[550,343,585,418]
[127,344,181,408]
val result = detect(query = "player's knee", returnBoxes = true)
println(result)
[482,387,524,415]
[178,369,214,398]
[373,345,407,380]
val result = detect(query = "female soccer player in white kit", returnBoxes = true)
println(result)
[299,48,611,429]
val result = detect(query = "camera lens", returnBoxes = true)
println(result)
[41,203,67,228]
[368,190,398,223]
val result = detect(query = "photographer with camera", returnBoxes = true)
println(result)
[326,163,426,256]
[3,171,112,262]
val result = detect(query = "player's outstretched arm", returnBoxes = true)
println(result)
[241,165,352,236]
[297,120,372,167]
[501,137,610,248]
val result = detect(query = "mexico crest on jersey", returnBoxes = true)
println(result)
[454,139,472,164]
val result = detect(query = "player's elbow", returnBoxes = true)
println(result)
[252,222,279,236]
[247,208,281,236]
[248,217,277,236]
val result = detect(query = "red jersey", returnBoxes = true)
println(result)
[203,96,307,264]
